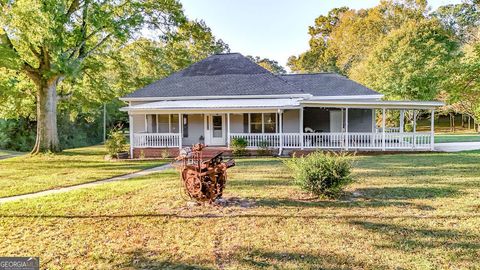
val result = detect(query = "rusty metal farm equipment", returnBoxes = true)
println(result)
[174,144,235,203]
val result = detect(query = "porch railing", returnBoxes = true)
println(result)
[133,133,180,148]
[229,132,431,150]
[131,132,431,150]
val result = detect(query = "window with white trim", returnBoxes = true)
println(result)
[152,114,179,133]
[243,113,278,133]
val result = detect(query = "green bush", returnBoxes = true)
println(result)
[284,151,353,198]
[231,137,248,156]
[0,118,36,152]
[105,129,127,158]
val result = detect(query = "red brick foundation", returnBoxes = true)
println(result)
[132,147,278,158]
[133,148,180,158]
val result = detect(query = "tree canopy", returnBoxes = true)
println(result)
[247,55,286,74]
[288,0,477,104]
[0,0,228,153]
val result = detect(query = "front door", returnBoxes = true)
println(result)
[205,114,226,146]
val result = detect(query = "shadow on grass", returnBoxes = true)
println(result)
[6,211,477,220]
[250,197,436,210]
[117,248,214,270]
[233,247,388,269]
[247,185,460,209]
[353,186,460,200]
[228,179,294,188]
[350,220,480,261]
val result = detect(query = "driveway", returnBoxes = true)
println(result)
[435,142,480,152]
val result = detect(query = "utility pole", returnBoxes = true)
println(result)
[103,103,107,143]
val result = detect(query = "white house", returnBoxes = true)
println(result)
[120,53,442,158]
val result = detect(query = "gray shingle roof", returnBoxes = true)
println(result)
[281,73,380,97]
[123,53,381,99]
[123,53,304,98]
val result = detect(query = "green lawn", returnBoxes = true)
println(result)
[0,145,165,198]
[435,133,480,143]
[0,151,479,269]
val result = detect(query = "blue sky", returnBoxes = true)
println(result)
[180,0,463,68]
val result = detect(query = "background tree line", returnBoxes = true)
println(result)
[288,0,479,129]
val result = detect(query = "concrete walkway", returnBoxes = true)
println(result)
[0,164,172,204]
[0,153,24,160]
[435,142,480,152]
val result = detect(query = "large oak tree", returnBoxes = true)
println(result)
[0,0,186,154]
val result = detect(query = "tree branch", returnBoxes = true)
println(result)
[66,0,81,18]
[1,28,39,75]
[77,33,113,60]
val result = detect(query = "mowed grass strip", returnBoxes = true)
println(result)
[0,152,479,269]
[435,133,480,143]
[0,145,165,198]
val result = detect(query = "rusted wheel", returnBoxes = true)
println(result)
[183,168,202,198]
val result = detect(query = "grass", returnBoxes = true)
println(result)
[0,145,165,198]
[1,151,479,269]
[435,133,480,143]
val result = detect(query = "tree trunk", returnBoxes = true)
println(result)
[31,77,61,154]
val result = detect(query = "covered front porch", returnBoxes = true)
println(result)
[125,99,441,156]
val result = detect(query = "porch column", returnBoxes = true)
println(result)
[382,108,386,151]
[144,114,148,132]
[279,110,283,155]
[371,109,376,132]
[400,110,405,133]
[430,109,435,151]
[299,107,304,150]
[178,113,182,150]
[227,113,231,148]
[413,110,417,149]
[129,115,134,158]
[345,107,349,151]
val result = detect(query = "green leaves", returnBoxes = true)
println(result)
[350,19,458,101]
[288,0,466,102]
[247,55,286,74]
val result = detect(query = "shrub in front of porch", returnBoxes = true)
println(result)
[231,137,248,156]
[284,151,353,198]
[105,129,127,159]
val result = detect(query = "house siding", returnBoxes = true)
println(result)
[182,114,204,146]
[283,109,300,133]
[230,114,244,133]
[132,115,146,133]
